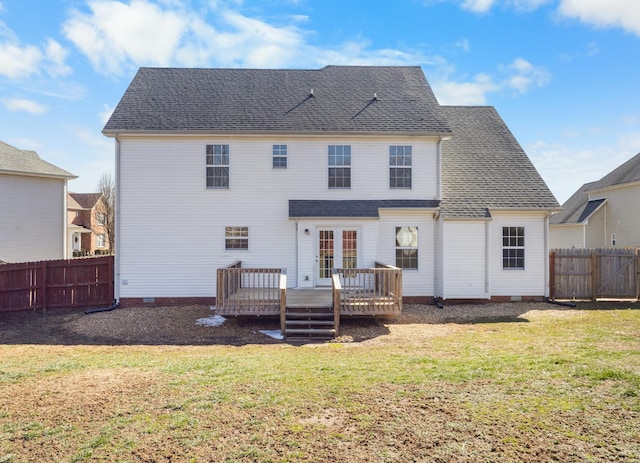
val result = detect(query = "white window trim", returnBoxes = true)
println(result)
[206,144,230,189]
[225,226,249,251]
[502,226,525,270]
[395,226,419,270]
[273,144,287,169]
[389,145,412,190]
[328,145,352,189]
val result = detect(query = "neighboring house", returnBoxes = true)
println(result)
[67,192,109,257]
[550,152,640,249]
[0,140,76,263]
[103,66,559,307]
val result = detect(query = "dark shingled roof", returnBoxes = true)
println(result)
[550,152,640,225]
[103,66,452,135]
[440,106,559,218]
[69,193,102,209]
[289,200,439,218]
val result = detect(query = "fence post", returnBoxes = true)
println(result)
[41,260,48,311]
[549,251,556,300]
[591,251,598,301]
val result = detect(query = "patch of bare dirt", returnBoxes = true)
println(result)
[2,300,631,346]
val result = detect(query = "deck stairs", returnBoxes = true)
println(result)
[282,289,336,343]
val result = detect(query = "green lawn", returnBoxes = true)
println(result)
[1,307,639,462]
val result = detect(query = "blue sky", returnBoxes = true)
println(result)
[1,0,639,203]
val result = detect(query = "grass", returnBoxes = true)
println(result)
[1,308,639,462]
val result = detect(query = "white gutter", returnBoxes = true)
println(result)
[436,136,443,201]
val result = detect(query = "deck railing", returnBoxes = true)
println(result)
[332,273,342,334]
[216,261,285,316]
[333,262,402,316]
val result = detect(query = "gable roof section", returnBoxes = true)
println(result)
[0,140,75,180]
[103,66,452,136]
[551,152,640,225]
[440,106,559,219]
[289,200,439,218]
[69,193,102,210]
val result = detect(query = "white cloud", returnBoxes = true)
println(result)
[44,39,72,77]
[0,41,42,79]
[460,0,495,13]
[558,0,640,36]
[63,0,188,74]
[502,57,550,93]
[0,22,72,79]
[433,73,499,105]
[2,98,48,114]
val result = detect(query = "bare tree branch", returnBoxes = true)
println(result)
[94,173,115,254]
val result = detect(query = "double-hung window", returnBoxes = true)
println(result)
[389,146,412,189]
[225,227,248,250]
[328,145,351,189]
[273,145,287,168]
[502,227,525,269]
[96,234,106,248]
[206,144,229,189]
[395,226,418,269]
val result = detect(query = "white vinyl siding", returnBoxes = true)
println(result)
[441,221,488,299]
[378,210,436,296]
[0,174,67,263]
[116,136,439,298]
[490,213,548,296]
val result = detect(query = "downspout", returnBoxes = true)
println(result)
[435,136,444,300]
[544,212,550,298]
[114,134,121,302]
[436,136,443,201]
[63,179,69,259]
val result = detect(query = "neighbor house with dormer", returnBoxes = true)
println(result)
[103,66,559,311]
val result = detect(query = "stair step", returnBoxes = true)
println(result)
[285,312,333,318]
[285,328,336,336]
[286,319,334,326]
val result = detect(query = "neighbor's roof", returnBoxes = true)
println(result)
[103,66,452,136]
[289,200,440,218]
[68,192,102,210]
[550,151,640,225]
[0,140,75,180]
[440,106,559,219]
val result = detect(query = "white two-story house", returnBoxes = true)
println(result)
[103,66,559,308]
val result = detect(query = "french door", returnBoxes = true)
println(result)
[317,228,358,286]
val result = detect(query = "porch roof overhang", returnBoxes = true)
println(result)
[289,199,440,218]
[68,224,92,234]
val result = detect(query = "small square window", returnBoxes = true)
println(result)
[225,226,248,250]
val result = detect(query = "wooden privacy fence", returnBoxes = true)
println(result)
[550,248,640,300]
[0,256,114,312]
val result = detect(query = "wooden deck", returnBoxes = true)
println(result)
[216,261,402,339]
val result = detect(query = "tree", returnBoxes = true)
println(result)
[95,173,115,254]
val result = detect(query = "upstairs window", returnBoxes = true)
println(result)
[225,227,248,250]
[389,145,412,189]
[96,212,106,226]
[502,227,525,269]
[328,145,351,189]
[395,226,418,269]
[273,145,287,168]
[206,144,229,189]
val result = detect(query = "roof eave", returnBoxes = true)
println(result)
[103,129,453,138]
[0,168,77,180]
